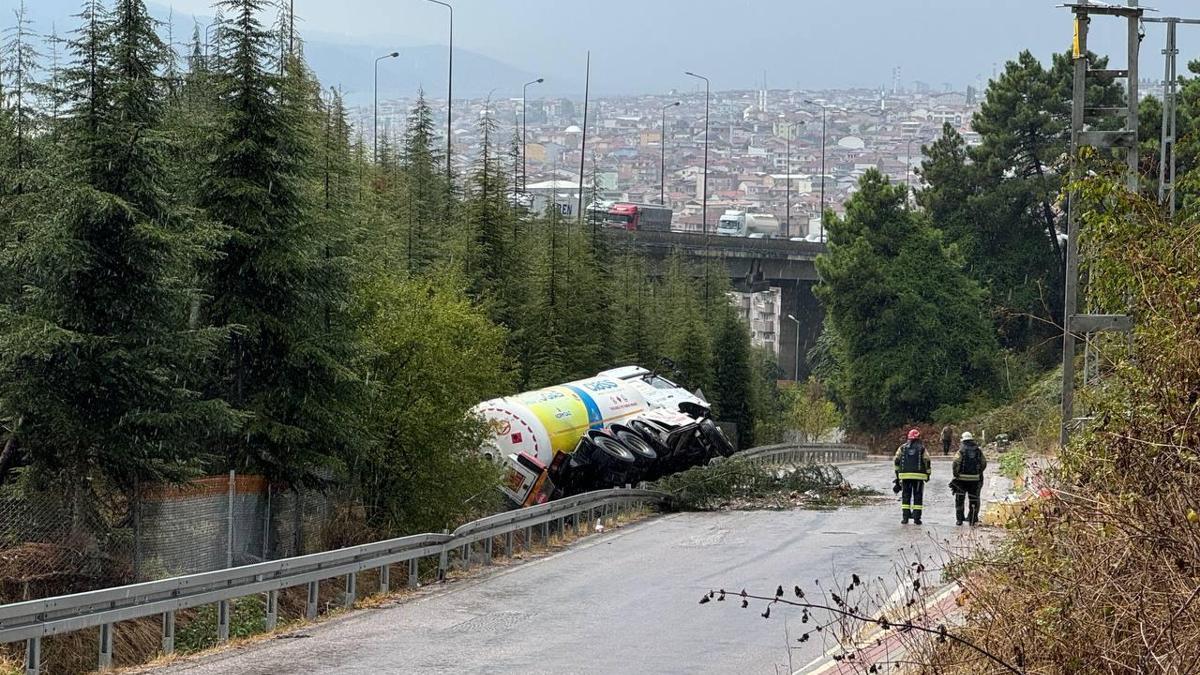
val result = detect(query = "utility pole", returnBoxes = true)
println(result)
[1144,17,1200,216]
[1060,0,1141,447]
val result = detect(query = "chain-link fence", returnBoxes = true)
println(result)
[0,483,137,604]
[0,473,351,604]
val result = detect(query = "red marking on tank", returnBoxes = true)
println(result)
[479,406,540,454]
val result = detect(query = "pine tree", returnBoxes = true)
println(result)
[198,0,357,482]
[462,107,514,301]
[816,170,999,431]
[0,0,44,194]
[0,0,234,495]
[710,305,756,448]
[399,91,447,275]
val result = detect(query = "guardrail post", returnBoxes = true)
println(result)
[505,531,514,557]
[408,557,419,588]
[24,637,40,675]
[217,600,230,643]
[541,520,549,542]
[306,581,319,620]
[483,537,493,566]
[438,529,449,581]
[523,526,531,551]
[344,572,357,608]
[461,542,471,568]
[162,610,176,653]
[97,622,114,670]
[265,590,278,631]
[379,564,390,594]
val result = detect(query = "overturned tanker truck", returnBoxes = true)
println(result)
[472,365,736,507]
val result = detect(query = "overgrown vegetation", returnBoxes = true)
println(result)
[920,166,1200,672]
[653,457,877,511]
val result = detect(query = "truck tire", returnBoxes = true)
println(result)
[700,419,737,458]
[581,432,637,488]
[629,420,677,474]
[610,424,660,481]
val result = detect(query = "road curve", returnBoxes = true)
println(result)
[152,460,987,675]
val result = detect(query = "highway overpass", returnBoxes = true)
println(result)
[610,229,825,380]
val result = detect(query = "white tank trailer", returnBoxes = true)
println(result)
[472,365,735,507]
[717,209,782,237]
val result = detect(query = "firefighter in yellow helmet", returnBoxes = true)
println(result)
[893,428,931,525]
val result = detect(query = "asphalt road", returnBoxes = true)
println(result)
[154,459,995,675]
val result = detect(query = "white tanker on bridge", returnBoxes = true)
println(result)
[472,365,735,506]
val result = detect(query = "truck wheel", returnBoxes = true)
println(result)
[700,419,736,458]
[610,424,659,481]
[585,431,638,488]
[629,420,676,475]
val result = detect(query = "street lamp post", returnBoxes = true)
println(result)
[522,77,544,192]
[425,0,453,182]
[904,137,917,203]
[684,72,710,237]
[804,99,827,240]
[661,101,680,206]
[787,314,801,381]
[783,121,804,238]
[373,51,399,163]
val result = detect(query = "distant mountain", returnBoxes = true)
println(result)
[12,0,571,105]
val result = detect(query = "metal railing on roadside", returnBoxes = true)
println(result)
[737,442,868,466]
[0,442,866,674]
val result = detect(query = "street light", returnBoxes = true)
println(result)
[425,0,453,182]
[783,120,805,238]
[904,137,917,204]
[373,51,399,163]
[787,314,801,381]
[661,100,680,205]
[803,99,827,241]
[684,72,710,238]
[522,77,544,192]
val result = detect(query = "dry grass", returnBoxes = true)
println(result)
[898,176,1200,673]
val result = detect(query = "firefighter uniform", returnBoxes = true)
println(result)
[952,435,987,526]
[893,440,931,524]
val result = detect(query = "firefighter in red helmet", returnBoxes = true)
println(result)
[893,428,931,524]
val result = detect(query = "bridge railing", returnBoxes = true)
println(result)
[615,229,826,257]
[0,443,864,673]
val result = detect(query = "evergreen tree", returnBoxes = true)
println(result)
[915,50,1124,358]
[198,0,357,482]
[399,91,447,274]
[0,0,43,194]
[816,170,999,431]
[462,108,514,302]
[0,0,234,495]
[710,305,755,449]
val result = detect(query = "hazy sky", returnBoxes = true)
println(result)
[24,0,1200,96]
[155,0,1200,90]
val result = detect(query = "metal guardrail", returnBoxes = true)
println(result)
[738,442,868,466]
[0,443,865,673]
[1,488,660,674]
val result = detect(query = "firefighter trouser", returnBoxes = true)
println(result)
[955,479,982,524]
[901,479,924,521]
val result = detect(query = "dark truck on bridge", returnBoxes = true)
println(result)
[472,365,735,507]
